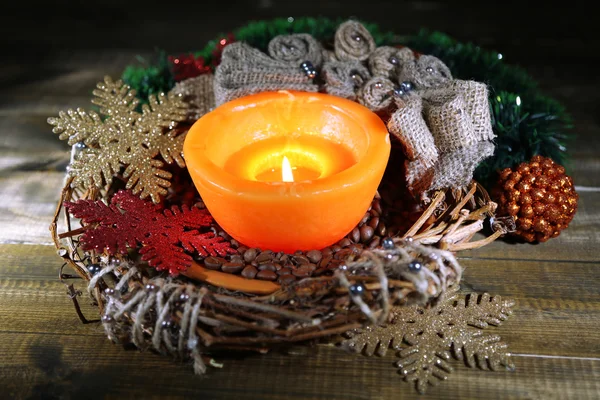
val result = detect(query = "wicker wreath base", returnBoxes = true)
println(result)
[50,149,508,373]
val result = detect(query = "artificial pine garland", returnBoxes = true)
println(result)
[121,16,572,190]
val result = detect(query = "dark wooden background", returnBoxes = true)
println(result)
[1,1,599,399]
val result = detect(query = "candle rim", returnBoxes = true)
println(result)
[184,91,390,197]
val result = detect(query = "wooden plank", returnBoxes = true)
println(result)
[0,331,599,400]
[0,172,67,245]
[2,244,599,359]
[0,116,66,152]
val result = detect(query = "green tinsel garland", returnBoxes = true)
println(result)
[121,16,571,189]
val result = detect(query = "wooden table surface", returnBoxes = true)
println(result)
[1,2,599,399]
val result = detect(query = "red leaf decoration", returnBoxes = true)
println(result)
[65,190,236,275]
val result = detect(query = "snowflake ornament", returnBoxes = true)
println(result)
[48,76,189,203]
[342,285,515,394]
[65,190,236,275]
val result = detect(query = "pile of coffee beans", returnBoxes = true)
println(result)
[201,197,396,285]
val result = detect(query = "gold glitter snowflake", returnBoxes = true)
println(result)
[342,286,515,394]
[48,76,189,203]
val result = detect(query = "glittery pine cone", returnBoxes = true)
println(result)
[492,155,578,242]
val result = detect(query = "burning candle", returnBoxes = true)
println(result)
[184,91,390,253]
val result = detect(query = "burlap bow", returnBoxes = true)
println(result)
[214,34,323,106]
[209,20,496,193]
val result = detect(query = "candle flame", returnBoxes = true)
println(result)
[281,156,294,182]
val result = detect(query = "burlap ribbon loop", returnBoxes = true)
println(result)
[388,80,495,193]
[398,55,453,89]
[268,33,323,66]
[334,20,376,61]
[368,46,416,79]
[322,60,371,100]
[214,35,323,105]
[358,76,396,112]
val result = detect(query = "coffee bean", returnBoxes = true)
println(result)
[331,245,342,253]
[321,247,333,257]
[278,267,292,276]
[361,213,370,225]
[275,252,285,260]
[338,238,352,248]
[278,274,297,285]
[258,263,277,272]
[328,259,343,269]
[360,225,375,242]
[273,263,283,270]
[313,268,328,276]
[256,269,277,281]
[204,256,222,270]
[378,223,387,236]
[319,255,333,268]
[243,248,257,262]
[293,254,310,265]
[350,227,361,243]
[222,262,244,273]
[230,239,239,248]
[335,248,352,260]
[237,246,248,255]
[368,236,381,249]
[256,252,274,264]
[373,199,383,215]
[230,254,244,264]
[279,254,290,263]
[241,265,258,279]
[306,250,322,263]
[293,265,314,277]
[369,217,380,231]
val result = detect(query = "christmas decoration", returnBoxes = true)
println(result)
[122,52,174,102]
[214,34,322,105]
[48,76,189,203]
[342,285,515,393]
[492,155,578,242]
[44,17,566,395]
[172,74,215,121]
[209,33,235,68]
[122,17,571,192]
[169,53,211,81]
[214,21,495,193]
[64,190,236,275]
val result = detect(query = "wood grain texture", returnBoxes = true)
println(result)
[1,2,599,398]
[1,244,599,398]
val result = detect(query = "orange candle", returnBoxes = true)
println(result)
[184,91,390,253]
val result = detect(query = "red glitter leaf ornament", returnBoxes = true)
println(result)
[65,190,236,275]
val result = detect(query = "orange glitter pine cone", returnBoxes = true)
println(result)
[492,155,578,242]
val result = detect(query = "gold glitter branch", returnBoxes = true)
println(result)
[342,286,515,394]
[48,76,189,203]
